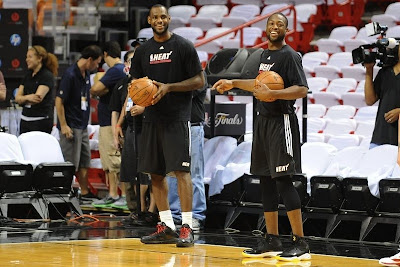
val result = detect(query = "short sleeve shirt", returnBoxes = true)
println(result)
[257,45,308,116]
[98,63,126,126]
[20,67,55,118]
[130,34,203,122]
[56,63,91,129]
[371,67,400,145]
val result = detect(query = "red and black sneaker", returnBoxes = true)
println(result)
[176,224,194,247]
[140,222,178,244]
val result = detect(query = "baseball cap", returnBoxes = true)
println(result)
[131,38,148,48]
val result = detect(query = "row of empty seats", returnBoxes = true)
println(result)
[193,0,324,7]
[371,2,400,28]
[315,25,378,54]
[302,51,380,82]
[193,0,364,27]
[302,143,398,198]
[300,77,371,107]
[301,51,380,107]
[204,136,397,204]
[135,1,373,59]
[137,3,320,55]
[316,2,400,55]
[210,141,399,236]
[300,118,374,148]
[306,133,371,150]
[301,104,377,120]
[297,104,377,149]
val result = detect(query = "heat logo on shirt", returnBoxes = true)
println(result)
[259,63,275,73]
[150,51,173,64]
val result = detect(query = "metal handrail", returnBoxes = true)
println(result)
[194,5,296,49]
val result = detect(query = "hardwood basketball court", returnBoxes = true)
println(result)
[0,235,388,266]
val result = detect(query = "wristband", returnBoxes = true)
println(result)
[116,125,121,128]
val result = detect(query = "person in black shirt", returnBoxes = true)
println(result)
[364,46,400,148]
[15,45,58,134]
[131,4,205,247]
[56,45,102,200]
[213,13,310,261]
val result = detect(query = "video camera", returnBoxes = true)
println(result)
[352,22,399,67]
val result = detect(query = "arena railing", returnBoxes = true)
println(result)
[194,4,296,50]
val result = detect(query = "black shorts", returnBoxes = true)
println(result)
[138,172,151,185]
[120,127,150,185]
[138,121,191,176]
[120,125,137,183]
[250,113,302,178]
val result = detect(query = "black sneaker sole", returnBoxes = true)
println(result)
[276,253,311,261]
[141,238,178,244]
[176,241,194,247]
[242,250,282,258]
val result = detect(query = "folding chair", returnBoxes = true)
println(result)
[18,131,82,219]
[0,133,43,218]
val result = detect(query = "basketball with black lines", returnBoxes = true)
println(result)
[128,77,158,107]
[256,71,284,90]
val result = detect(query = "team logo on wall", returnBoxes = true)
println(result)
[11,12,20,22]
[10,34,21,46]
[11,59,20,68]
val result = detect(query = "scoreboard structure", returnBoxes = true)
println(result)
[0,9,29,78]
[0,9,29,107]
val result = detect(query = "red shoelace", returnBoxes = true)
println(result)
[151,223,166,235]
[179,226,191,239]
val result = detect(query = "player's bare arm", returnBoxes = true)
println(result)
[267,84,308,100]
[212,79,255,94]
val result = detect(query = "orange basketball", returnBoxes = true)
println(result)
[256,71,284,90]
[128,77,158,107]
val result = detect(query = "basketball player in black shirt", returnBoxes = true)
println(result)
[130,4,205,247]
[213,13,310,261]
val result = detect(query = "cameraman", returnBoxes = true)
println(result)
[364,45,400,148]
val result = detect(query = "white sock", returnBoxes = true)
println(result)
[182,212,193,229]
[159,210,175,230]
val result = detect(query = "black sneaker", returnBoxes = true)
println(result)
[129,212,159,226]
[176,224,194,247]
[139,212,159,226]
[242,234,283,258]
[141,222,178,244]
[276,235,311,261]
[80,192,99,201]
[121,212,138,225]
